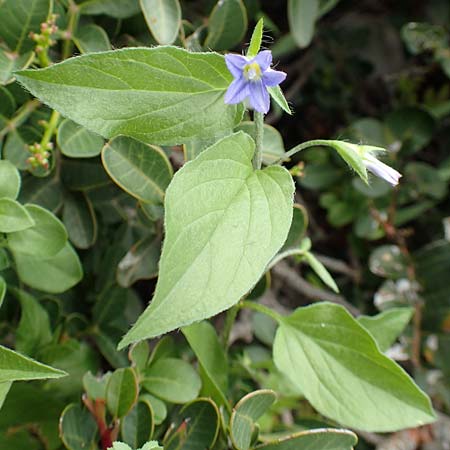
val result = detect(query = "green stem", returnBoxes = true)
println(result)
[40,110,60,148]
[221,304,239,348]
[273,139,335,165]
[62,0,80,60]
[253,111,264,170]
[0,99,41,140]
[37,49,51,68]
[239,300,283,323]
[266,248,306,271]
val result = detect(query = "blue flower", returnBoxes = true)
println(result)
[224,50,286,114]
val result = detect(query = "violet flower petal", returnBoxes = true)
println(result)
[364,156,402,186]
[248,81,270,113]
[253,50,272,71]
[225,54,248,78]
[262,68,287,87]
[224,76,249,104]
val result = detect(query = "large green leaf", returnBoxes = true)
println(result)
[12,242,83,293]
[205,0,248,51]
[16,47,243,145]
[119,132,294,347]
[256,428,357,450]
[7,204,68,257]
[0,0,52,53]
[102,136,172,204]
[273,302,436,432]
[140,0,181,45]
[0,345,66,383]
[288,0,319,48]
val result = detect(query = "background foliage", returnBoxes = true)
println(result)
[1,0,450,449]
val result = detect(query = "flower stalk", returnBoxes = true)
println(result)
[253,111,264,170]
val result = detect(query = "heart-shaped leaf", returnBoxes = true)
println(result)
[119,132,294,346]
[16,47,243,145]
[273,302,436,432]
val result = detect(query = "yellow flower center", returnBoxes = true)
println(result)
[243,62,262,81]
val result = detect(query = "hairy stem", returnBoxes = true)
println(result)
[40,110,60,149]
[0,99,41,140]
[62,0,80,60]
[273,139,337,164]
[253,111,264,170]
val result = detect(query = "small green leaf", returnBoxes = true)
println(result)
[0,0,52,53]
[80,0,141,18]
[73,24,111,54]
[283,204,308,250]
[288,0,319,48]
[247,18,264,58]
[63,192,97,249]
[142,357,201,404]
[231,390,277,450]
[0,344,66,383]
[102,136,172,204]
[128,342,150,373]
[0,198,35,233]
[273,302,436,432]
[358,307,414,352]
[57,119,104,158]
[256,428,357,450]
[0,160,20,199]
[0,49,34,85]
[7,204,68,257]
[121,400,154,448]
[268,86,292,115]
[303,251,339,293]
[83,371,111,401]
[141,442,163,450]
[19,174,63,212]
[140,0,181,45]
[117,235,161,288]
[0,277,5,310]
[59,404,98,450]
[14,290,53,357]
[106,368,139,419]
[12,242,83,293]
[164,398,220,450]
[16,47,243,145]
[120,132,294,346]
[140,394,167,425]
[182,321,229,408]
[205,0,248,51]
